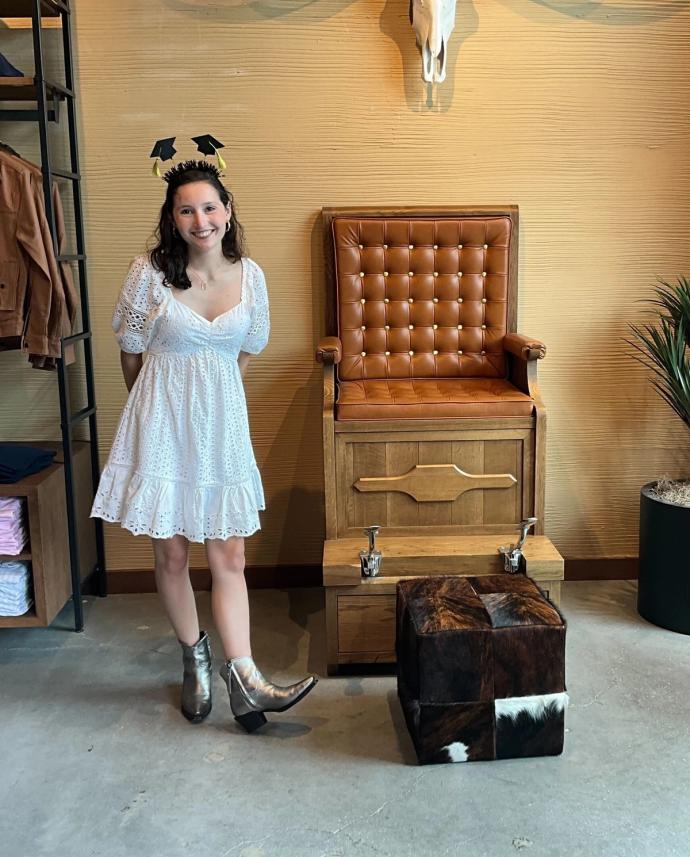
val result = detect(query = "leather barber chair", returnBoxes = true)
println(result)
[316,207,562,673]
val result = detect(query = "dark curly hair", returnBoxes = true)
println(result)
[149,160,246,290]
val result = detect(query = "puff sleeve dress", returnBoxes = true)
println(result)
[90,254,269,542]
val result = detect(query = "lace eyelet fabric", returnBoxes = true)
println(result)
[90,254,270,542]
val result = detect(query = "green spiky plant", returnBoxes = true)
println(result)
[629,277,690,505]
[629,277,690,428]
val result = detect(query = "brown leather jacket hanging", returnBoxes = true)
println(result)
[0,148,76,366]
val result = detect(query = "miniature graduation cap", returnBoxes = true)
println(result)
[150,137,177,178]
[192,134,227,171]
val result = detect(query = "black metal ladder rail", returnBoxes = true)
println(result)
[28,0,107,630]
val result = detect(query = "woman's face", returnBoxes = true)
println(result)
[171,181,231,253]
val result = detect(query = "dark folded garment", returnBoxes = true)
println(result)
[0,445,56,483]
[0,52,24,77]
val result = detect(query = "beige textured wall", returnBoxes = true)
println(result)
[3,0,690,572]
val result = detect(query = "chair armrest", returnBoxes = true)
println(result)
[316,336,342,365]
[504,333,546,362]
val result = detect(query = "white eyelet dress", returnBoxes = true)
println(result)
[90,254,269,542]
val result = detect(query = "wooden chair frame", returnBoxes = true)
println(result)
[319,206,547,540]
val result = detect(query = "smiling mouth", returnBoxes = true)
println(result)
[193,229,214,238]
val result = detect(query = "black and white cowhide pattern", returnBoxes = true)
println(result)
[494,690,569,722]
[397,574,568,765]
[438,692,569,763]
[494,691,568,759]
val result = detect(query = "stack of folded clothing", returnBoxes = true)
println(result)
[0,561,33,616]
[0,445,56,484]
[0,497,28,554]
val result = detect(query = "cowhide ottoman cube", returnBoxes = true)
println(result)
[396,574,567,765]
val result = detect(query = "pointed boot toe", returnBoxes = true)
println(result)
[272,674,318,713]
[220,657,317,732]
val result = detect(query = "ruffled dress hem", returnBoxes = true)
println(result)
[90,462,265,543]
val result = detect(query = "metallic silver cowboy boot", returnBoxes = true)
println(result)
[220,656,317,733]
[179,631,212,723]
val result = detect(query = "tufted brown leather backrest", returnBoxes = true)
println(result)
[328,210,517,381]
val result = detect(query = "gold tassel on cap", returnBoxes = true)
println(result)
[148,135,229,180]
[149,137,177,180]
[192,134,227,173]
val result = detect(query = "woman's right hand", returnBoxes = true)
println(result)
[120,350,144,392]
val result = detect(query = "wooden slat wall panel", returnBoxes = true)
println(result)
[2,1,690,572]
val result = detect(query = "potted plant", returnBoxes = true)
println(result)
[629,277,690,634]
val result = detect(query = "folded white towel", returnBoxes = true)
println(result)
[0,595,32,607]
[0,599,33,616]
[0,559,30,576]
[0,560,32,615]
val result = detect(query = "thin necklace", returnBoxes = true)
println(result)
[187,264,225,291]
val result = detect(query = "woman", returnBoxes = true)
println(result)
[91,159,316,732]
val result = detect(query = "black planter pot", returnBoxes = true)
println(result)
[638,482,690,634]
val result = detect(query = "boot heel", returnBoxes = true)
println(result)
[234,710,267,733]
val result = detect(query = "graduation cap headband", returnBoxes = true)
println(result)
[150,134,227,180]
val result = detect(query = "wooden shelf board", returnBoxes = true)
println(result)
[0,608,42,628]
[0,77,65,101]
[0,77,36,100]
[323,534,564,585]
[0,461,63,497]
[1,1,60,17]
[325,533,563,559]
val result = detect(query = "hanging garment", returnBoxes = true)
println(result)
[0,140,22,158]
[11,148,78,368]
[90,255,269,542]
[0,147,76,365]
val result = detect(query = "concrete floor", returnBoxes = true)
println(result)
[1,580,689,857]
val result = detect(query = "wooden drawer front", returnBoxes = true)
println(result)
[336,430,533,537]
[337,595,396,655]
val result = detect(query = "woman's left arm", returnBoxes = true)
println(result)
[239,263,270,361]
[238,351,251,377]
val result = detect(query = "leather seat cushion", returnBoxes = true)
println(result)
[336,378,533,420]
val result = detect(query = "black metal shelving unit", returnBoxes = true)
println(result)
[0,0,106,630]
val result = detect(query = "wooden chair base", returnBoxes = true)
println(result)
[323,534,563,675]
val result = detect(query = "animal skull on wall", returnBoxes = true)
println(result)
[409,0,457,84]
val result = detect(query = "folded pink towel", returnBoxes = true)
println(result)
[0,525,28,554]
[0,518,24,533]
[0,497,23,512]
[0,498,24,522]
[0,499,27,553]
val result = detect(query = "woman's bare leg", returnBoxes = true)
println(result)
[152,534,199,645]
[205,537,251,660]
